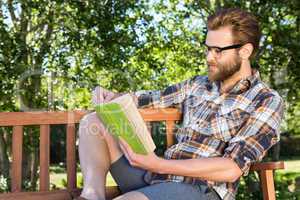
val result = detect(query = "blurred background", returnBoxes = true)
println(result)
[0,0,299,199]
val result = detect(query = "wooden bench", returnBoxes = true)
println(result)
[0,109,284,200]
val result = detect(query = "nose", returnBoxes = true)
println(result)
[206,50,215,63]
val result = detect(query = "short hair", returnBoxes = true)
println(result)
[207,8,261,60]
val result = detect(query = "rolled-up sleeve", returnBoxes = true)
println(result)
[134,77,195,109]
[223,94,284,176]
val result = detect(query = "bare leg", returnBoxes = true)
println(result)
[78,112,124,200]
[112,191,149,200]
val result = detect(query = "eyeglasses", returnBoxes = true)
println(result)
[204,43,243,58]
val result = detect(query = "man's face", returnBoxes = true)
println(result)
[205,26,242,82]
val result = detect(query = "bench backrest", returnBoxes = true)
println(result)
[0,108,179,193]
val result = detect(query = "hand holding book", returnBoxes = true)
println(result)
[118,137,163,172]
[95,94,156,155]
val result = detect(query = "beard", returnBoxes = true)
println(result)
[208,55,242,82]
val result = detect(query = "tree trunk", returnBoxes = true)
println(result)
[272,142,280,161]
[30,149,39,190]
[268,56,281,161]
[0,128,10,178]
[22,128,39,190]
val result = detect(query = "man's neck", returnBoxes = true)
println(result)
[220,61,252,94]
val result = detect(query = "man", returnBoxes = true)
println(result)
[76,8,284,200]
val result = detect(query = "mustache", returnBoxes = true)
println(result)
[207,62,218,66]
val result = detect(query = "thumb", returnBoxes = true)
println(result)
[92,86,105,105]
[104,92,115,102]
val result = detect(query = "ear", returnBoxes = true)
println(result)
[239,43,253,60]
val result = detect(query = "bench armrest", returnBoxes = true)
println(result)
[250,161,285,171]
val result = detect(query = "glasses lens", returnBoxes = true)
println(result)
[205,47,221,58]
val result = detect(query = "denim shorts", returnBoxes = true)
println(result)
[109,155,221,200]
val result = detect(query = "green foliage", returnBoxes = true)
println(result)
[0,175,9,192]
[1,0,299,116]
[152,122,168,156]
[237,172,300,199]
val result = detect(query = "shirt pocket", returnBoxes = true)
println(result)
[185,94,205,107]
[185,95,212,133]
[214,108,250,141]
[188,96,207,120]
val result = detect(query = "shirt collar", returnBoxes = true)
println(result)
[209,69,260,95]
[230,69,260,94]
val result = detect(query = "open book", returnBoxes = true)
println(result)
[95,94,156,155]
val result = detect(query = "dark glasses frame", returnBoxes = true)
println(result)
[204,43,244,54]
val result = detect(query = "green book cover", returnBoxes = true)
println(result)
[95,103,148,155]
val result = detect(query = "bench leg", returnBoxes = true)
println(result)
[259,170,276,200]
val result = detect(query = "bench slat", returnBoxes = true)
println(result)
[0,189,72,200]
[260,170,276,200]
[166,121,176,148]
[250,161,284,171]
[0,111,87,126]
[11,126,23,192]
[66,123,77,190]
[0,109,181,126]
[139,108,181,122]
[40,125,50,191]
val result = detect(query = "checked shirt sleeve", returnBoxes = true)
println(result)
[133,78,195,109]
[222,94,284,176]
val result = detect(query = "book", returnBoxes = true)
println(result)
[95,94,156,155]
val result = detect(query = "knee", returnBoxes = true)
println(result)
[78,112,103,138]
[112,191,149,200]
[112,192,133,200]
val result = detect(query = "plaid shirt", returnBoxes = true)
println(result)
[134,71,284,200]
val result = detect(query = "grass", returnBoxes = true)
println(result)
[279,159,300,173]
[50,169,117,190]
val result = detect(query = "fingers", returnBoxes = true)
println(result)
[119,138,137,166]
[119,139,130,161]
[92,86,116,104]
[119,138,130,156]
[103,91,116,102]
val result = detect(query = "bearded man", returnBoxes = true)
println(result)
[75,8,284,200]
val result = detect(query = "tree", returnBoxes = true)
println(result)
[0,0,142,190]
